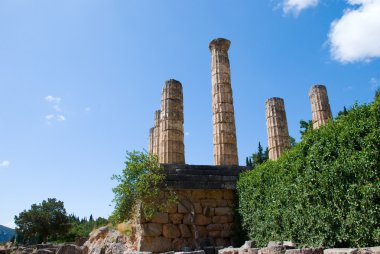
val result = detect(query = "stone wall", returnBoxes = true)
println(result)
[138,189,236,253]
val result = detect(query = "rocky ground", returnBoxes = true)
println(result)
[1,226,379,254]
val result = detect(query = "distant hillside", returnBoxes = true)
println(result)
[0,225,15,243]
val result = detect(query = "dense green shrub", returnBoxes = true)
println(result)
[237,97,380,248]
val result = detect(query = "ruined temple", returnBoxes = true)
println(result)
[140,38,334,253]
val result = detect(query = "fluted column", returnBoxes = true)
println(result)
[148,127,154,155]
[266,97,290,160]
[209,38,238,166]
[159,79,185,164]
[309,85,332,129]
[152,110,161,157]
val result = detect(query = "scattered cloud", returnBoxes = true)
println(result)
[185,132,190,136]
[370,78,380,90]
[283,0,319,15]
[328,0,380,63]
[45,95,61,104]
[44,95,66,123]
[0,160,10,168]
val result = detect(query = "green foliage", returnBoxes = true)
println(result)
[300,119,313,138]
[238,98,380,248]
[111,150,176,223]
[246,142,269,169]
[61,215,108,242]
[15,198,70,244]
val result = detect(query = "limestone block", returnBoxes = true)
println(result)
[191,190,209,200]
[324,249,358,254]
[169,214,184,224]
[141,223,163,237]
[195,214,212,225]
[139,236,172,253]
[308,85,332,129]
[206,224,223,231]
[182,214,192,225]
[151,212,169,224]
[178,204,189,213]
[215,207,233,216]
[259,246,286,254]
[193,226,208,237]
[167,203,178,214]
[239,249,260,254]
[209,231,221,238]
[286,249,324,254]
[179,224,192,238]
[163,224,181,239]
[368,247,380,254]
[176,251,205,254]
[223,190,235,200]
[172,238,188,252]
[221,230,232,238]
[194,203,203,214]
[219,248,240,254]
[203,207,215,217]
[213,216,231,224]
[201,200,217,208]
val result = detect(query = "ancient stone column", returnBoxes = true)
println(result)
[159,79,185,164]
[308,84,332,129]
[265,97,291,160]
[209,38,238,166]
[152,110,161,157]
[148,127,154,155]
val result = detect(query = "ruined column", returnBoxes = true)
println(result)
[266,97,291,160]
[209,38,238,166]
[148,127,154,155]
[309,84,332,129]
[159,79,185,164]
[152,110,161,157]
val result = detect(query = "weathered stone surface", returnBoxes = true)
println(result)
[209,38,238,166]
[169,214,184,224]
[167,204,178,214]
[282,242,296,248]
[203,207,215,217]
[239,249,259,254]
[172,238,188,252]
[212,216,233,224]
[208,231,221,238]
[178,204,189,213]
[37,250,54,254]
[215,207,233,216]
[218,248,240,254]
[201,200,217,208]
[56,245,83,254]
[151,212,169,224]
[268,242,282,248]
[139,236,172,253]
[286,248,324,254]
[265,97,290,161]
[206,224,223,231]
[259,246,286,254]
[309,85,332,129]
[141,223,163,237]
[179,224,192,238]
[163,224,181,239]
[194,215,212,226]
[324,249,358,254]
[176,251,205,254]
[368,247,380,254]
[159,79,185,164]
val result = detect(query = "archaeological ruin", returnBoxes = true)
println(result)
[140,38,334,253]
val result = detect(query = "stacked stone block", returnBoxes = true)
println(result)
[209,38,238,166]
[308,85,332,129]
[159,80,185,164]
[153,110,161,157]
[139,189,235,253]
[265,97,290,160]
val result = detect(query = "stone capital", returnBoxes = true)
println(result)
[308,84,327,97]
[209,38,231,52]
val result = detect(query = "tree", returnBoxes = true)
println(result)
[300,119,313,138]
[14,198,69,244]
[110,150,176,223]
[246,142,269,169]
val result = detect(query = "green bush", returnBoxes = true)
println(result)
[237,97,380,248]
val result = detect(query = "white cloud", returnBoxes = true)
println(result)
[57,115,66,121]
[328,0,380,63]
[185,132,190,136]
[53,105,61,112]
[45,114,55,120]
[0,160,10,168]
[283,0,319,15]
[45,95,61,104]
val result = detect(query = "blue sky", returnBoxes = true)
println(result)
[1,0,379,228]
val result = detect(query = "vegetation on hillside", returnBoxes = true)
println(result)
[14,198,107,244]
[238,95,380,247]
